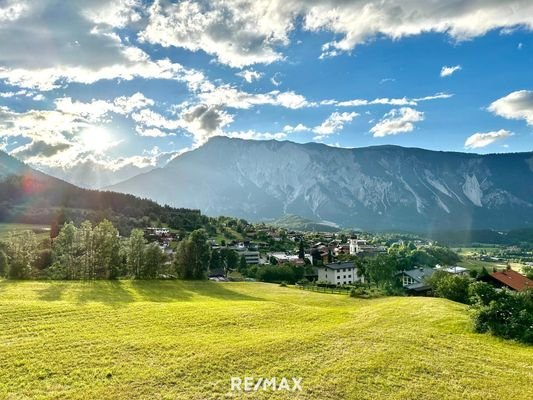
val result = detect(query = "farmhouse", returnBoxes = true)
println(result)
[486,269,533,292]
[317,262,364,286]
[400,267,434,293]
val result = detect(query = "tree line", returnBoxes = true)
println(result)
[0,222,249,281]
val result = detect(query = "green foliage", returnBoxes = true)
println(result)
[174,229,210,280]
[255,264,304,284]
[523,265,533,280]
[471,288,533,344]
[127,229,146,278]
[298,240,305,259]
[239,254,247,272]
[52,220,121,280]
[143,243,164,279]
[5,230,38,279]
[427,270,471,304]
[0,250,7,277]
[365,254,397,288]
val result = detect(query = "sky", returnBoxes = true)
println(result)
[0,0,533,186]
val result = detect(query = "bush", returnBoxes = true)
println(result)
[427,271,471,304]
[256,264,304,284]
[350,287,367,297]
[471,289,533,344]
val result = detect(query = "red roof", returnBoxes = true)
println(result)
[490,270,533,292]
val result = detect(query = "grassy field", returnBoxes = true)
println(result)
[0,281,532,399]
[0,223,50,241]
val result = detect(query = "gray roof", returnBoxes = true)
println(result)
[402,267,434,282]
[323,262,355,270]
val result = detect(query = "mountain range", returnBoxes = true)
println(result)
[105,137,533,232]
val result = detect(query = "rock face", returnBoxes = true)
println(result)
[107,137,533,231]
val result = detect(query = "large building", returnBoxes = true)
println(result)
[317,262,364,286]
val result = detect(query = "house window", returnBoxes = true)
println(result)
[402,276,416,286]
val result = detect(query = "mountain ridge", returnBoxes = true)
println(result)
[107,137,533,232]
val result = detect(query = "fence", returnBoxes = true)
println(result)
[297,285,351,295]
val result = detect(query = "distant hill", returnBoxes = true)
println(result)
[0,151,211,234]
[108,137,533,232]
[270,214,340,232]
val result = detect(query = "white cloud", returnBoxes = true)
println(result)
[488,90,533,125]
[131,108,182,130]
[313,111,358,140]
[135,126,172,138]
[139,1,533,65]
[0,1,190,90]
[236,69,263,83]
[140,0,290,68]
[226,130,286,141]
[325,92,452,107]
[370,107,424,137]
[464,129,514,149]
[440,65,462,77]
[283,123,310,133]
[195,83,314,110]
[0,0,29,22]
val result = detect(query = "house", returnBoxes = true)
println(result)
[486,269,533,292]
[348,238,385,256]
[400,267,434,293]
[317,262,364,286]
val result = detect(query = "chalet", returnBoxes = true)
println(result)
[400,267,434,293]
[317,262,364,286]
[486,269,533,292]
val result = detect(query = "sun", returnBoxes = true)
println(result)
[79,126,115,154]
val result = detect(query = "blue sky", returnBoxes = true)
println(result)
[0,0,532,186]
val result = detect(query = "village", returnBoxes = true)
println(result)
[140,223,533,295]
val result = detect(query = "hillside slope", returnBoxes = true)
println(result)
[108,137,533,232]
[0,281,531,400]
[0,150,209,233]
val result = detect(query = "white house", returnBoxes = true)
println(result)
[317,262,364,286]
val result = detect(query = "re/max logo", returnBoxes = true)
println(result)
[230,377,303,392]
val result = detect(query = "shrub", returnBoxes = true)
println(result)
[427,271,471,304]
[471,289,533,344]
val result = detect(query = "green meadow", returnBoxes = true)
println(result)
[0,223,50,241]
[0,281,532,399]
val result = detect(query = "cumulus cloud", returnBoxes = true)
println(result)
[0,1,189,90]
[283,123,310,133]
[195,82,314,110]
[488,90,533,125]
[139,0,290,68]
[313,111,358,140]
[440,65,462,77]
[370,107,424,137]
[11,140,71,159]
[139,0,533,65]
[236,69,263,83]
[180,104,234,144]
[464,129,514,149]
